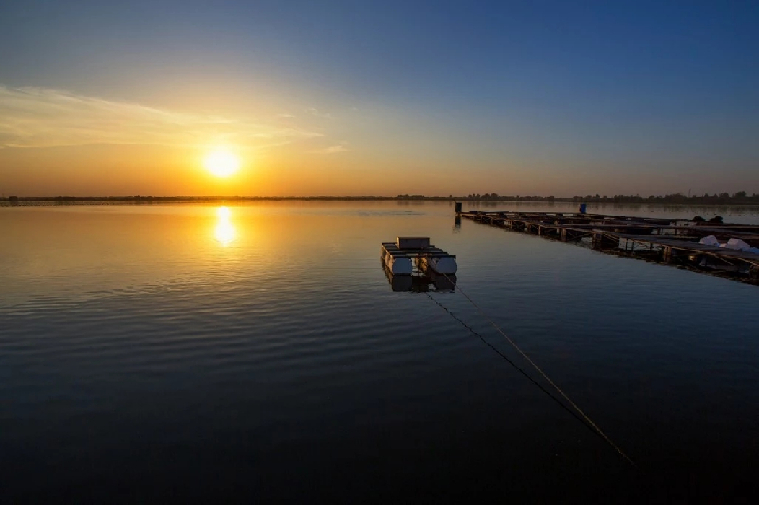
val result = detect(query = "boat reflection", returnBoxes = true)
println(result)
[382,262,457,292]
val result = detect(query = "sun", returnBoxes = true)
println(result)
[204,149,240,177]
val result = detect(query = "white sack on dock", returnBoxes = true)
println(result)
[721,238,751,251]
[699,235,720,246]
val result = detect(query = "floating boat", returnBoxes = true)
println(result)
[380,237,457,275]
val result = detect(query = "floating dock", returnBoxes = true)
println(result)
[459,209,759,284]
[381,237,457,276]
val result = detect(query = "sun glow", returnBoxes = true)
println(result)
[204,148,240,177]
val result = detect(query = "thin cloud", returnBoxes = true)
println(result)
[311,144,348,154]
[304,107,333,119]
[0,86,322,148]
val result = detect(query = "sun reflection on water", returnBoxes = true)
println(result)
[214,206,236,246]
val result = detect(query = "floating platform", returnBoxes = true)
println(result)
[381,237,457,276]
[459,209,759,284]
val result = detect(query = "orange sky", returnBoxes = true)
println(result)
[1,83,752,198]
[2,0,758,199]
[0,87,565,197]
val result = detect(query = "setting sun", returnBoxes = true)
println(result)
[204,149,240,177]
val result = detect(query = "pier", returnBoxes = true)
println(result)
[459,209,759,284]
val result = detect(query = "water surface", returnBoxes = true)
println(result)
[1,202,758,502]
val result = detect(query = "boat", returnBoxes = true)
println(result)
[380,237,457,276]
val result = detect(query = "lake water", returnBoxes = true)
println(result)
[1,201,758,502]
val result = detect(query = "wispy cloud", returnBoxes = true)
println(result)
[0,86,322,148]
[311,144,348,154]
[304,107,333,119]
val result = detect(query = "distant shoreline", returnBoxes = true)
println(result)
[2,194,759,206]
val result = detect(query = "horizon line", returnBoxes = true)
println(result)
[3,193,758,202]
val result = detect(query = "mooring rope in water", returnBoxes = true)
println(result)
[427,278,636,467]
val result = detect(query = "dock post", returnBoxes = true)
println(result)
[454,201,462,214]
[592,232,618,250]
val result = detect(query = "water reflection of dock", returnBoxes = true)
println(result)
[382,263,456,292]
[460,209,759,284]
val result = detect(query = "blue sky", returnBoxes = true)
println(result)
[1,0,758,196]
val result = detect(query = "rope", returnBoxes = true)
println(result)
[425,293,610,433]
[428,275,636,467]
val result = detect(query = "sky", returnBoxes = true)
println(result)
[1,0,758,197]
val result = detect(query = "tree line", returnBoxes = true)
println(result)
[397,191,759,203]
[568,192,759,204]
[4,191,758,204]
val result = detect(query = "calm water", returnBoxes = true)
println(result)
[1,202,758,502]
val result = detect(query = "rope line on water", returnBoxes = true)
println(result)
[427,275,636,467]
[424,292,606,433]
